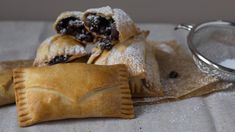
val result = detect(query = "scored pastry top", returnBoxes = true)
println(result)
[13,63,134,127]
[33,35,87,67]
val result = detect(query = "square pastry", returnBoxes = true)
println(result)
[13,63,134,127]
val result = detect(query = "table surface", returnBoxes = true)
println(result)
[0,22,234,132]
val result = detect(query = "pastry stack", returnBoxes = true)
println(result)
[9,6,164,127]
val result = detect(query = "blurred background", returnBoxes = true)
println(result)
[0,0,234,23]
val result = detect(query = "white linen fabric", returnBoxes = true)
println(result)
[0,22,234,132]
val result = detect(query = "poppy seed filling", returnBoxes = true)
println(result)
[48,55,72,65]
[85,14,119,50]
[56,14,119,50]
[56,17,94,42]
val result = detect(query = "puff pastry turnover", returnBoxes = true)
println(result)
[33,35,88,67]
[89,32,163,97]
[53,11,94,44]
[13,63,134,127]
[54,6,139,50]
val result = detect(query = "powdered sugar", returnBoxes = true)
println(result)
[34,35,87,66]
[113,8,139,42]
[95,33,146,76]
[219,59,235,69]
[84,6,113,17]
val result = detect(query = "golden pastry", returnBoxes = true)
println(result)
[13,63,134,127]
[0,70,14,106]
[0,60,32,106]
[54,6,139,50]
[33,35,88,67]
[89,31,163,97]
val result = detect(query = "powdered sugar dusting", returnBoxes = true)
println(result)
[219,59,235,69]
[113,8,138,42]
[156,43,174,54]
[34,35,87,66]
[95,33,146,76]
[84,6,113,17]
[145,43,162,91]
[54,11,84,30]
[109,42,145,76]
[48,43,86,60]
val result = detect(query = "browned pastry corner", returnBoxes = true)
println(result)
[13,63,134,127]
[0,70,14,106]
[33,35,88,67]
[0,60,32,106]
[54,6,139,50]
[89,31,163,97]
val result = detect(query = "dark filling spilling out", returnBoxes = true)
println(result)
[85,14,119,50]
[56,15,120,50]
[48,55,71,65]
[56,17,94,42]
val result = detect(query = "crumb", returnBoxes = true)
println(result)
[168,71,179,78]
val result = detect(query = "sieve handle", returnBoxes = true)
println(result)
[174,24,194,31]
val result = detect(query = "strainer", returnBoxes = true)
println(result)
[175,20,235,81]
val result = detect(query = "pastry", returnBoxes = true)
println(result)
[83,6,139,50]
[0,70,14,106]
[89,31,163,97]
[54,11,94,43]
[54,6,139,50]
[33,35,88,67]
[13,63,134,127]
[0,60,32,106]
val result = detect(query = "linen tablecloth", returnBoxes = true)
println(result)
[0,22,234,132]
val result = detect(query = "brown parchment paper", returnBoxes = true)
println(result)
[0,41,233,106]
[134,41,234,105]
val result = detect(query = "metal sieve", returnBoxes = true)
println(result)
[175,20,235,81]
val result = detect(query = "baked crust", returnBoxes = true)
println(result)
[0,60,32,106]
[89,31,163,97]
[53,6,139,51]
[33,35,87,67]
[0,70,14,106]
[13,63,134,127]
[83,6,139,42]
[53,11,84,32]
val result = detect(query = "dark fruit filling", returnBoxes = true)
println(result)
[48,55,71,65]
[168,71,179,79]
[56,17,94,42]
[56,15,120,50]
[85,14,112,35]
[98,39,113,50]
[85,14,119,50]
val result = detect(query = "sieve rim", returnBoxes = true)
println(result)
[187,20,235,74]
